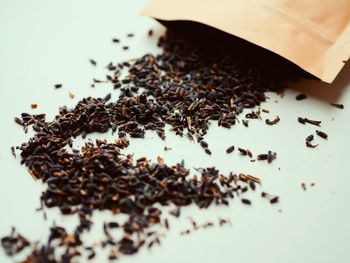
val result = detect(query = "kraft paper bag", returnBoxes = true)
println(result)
[142,0,350,83]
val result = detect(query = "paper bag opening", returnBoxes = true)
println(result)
[142,0,350,83]
[158,19,314,81]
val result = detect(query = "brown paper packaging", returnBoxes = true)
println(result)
[142,0,350,83]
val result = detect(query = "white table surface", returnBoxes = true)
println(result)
[1,1,350,263]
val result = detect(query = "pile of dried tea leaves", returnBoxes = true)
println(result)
[2,30,305,261]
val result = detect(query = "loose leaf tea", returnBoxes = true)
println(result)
[316,130,328,139]
[257,151,277,163]
[295,93,307,101]
[305,135,314,142]
[226,145,235,154]
[1,228,30,256]
[306,141,318,148]
[298,117,321,126]
[241,199,251,205]
[89,59,97,66]
[330,103,344,109]
[265,116,280,125]
[2,30,305,261]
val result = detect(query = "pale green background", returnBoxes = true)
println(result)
[0,1,350,262]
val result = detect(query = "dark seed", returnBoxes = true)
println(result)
[305,135,314,142]
[103,93,112,102]
[330,103,344,109]
[112,38,120,43]
[261,192,268,198]
[169,207,180,218]
[298,117,321,126]
[242,120,249,127]
[267,151,277,163]
[241,199,251,205]
[238,148,247,155]
[93,78,102,83]
[270,196,279,204]
[247,149,253,158]
[301,182,307,191]
[257,154,267,160]
[298,117,306,124]
[204,148,212,155]
[14,117,23,126]
[226,145,235,154]
[296,93,307,100]
[306,141,319,148]
[88,251,96,260]
[200,140,208,148]
[316,130,328,139]
[107,222,119,228]
[89,59,97,66]
[305,118,321,126]
[10,146,16,158]
[265,116,280,125]
[54,84,62,89]
[249,181,256,191]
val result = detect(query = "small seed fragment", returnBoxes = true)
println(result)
[226,145,235,154]
[305,135,314,142]
[296,93,307,101]
[330,103,344,109]
[270,196,279,204]
[89,59,97,66]
[316,130,328,139]
[241,199,251,205]
[306,141,318,148]
[265,116,280,125]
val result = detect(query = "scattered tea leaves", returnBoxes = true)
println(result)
[296,93,307,101]
[316,130,328,139]
[241,199,251,205]
[10,146,16,158]
[301,182,307,191]
[306,141,319,148]
[330,103,344,109]
[265,116,280,125]
[238,148,247,156]
[298,117,321,126]
[89,59,97,66]
[226,145,235,154]
[305,135,314,142]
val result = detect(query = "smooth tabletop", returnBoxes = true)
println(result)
[1,1,350,263]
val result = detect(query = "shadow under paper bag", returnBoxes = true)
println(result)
[157,20,350,103]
